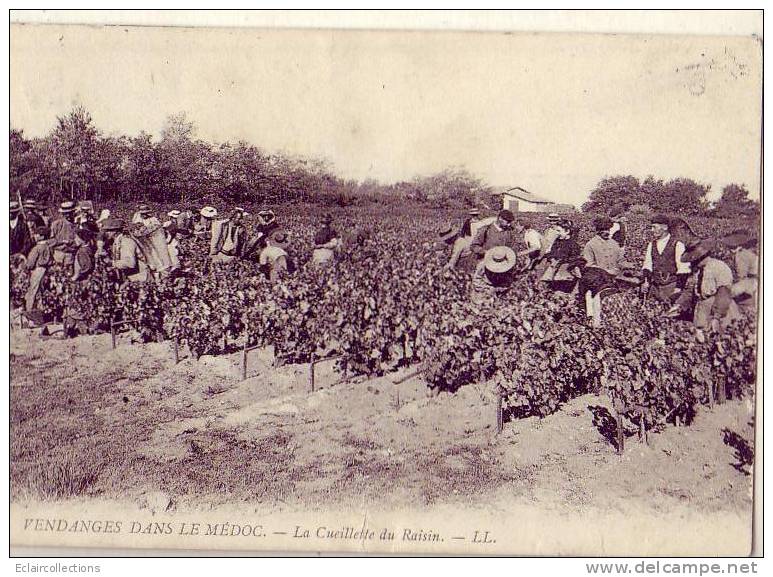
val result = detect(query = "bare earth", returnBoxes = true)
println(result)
[10,327,755,555]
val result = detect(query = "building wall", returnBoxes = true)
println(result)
[502,195,549,213]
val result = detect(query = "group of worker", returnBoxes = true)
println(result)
[438,208,758,331]
[10,198,758,334]
[10,199,351,327]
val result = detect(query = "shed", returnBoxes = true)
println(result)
[491,186,574,214]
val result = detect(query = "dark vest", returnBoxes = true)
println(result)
[651,236,678,285]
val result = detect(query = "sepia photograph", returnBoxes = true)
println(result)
[7,10,762,557]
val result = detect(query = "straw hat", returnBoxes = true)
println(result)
[167,209,182,219]
[200,206,218,219]
[468,208,481,217]
[483,246,517,274]
[23,199,38,210]
[721,229,757,249]
[10,200,21,215]
[438,222,459,243]
[59,200,77,214]
[547,212,561,223]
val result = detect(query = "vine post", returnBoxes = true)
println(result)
[173,334,179,364]
[496,389,503,434]
[615,409,625,454]
[309,353,316,393]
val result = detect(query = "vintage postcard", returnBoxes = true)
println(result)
[8,12,761,556]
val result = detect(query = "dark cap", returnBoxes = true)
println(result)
[498,209,515,223]
[594,215,613,232]
[651,213,671,226]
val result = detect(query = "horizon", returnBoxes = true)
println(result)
[10,24,762,206]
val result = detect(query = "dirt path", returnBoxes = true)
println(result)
[10,326,755,548]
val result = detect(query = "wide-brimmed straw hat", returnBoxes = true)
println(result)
[547,212,561,223]
[23,199,38,210]
[721,229,757,249]
[10,200,21,214]
[200,206,218,219]
[59,200,77,214]
[438,222,459,243]
[681,239,716,263]
[483,246,517,274]
[468,208,481,217]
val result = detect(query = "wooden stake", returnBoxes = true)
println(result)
[616,410,624,454]
[309,354,316,393]
[717,378,726,404]
[110,323,117,349]
[496,391,503,434]
[173,335,179,364]
[707,380,714,408]
[241,341,248,381]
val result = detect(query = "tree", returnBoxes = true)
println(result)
[581,176,641,214]
[49,105,102,200]
[408,167,489,207]
[583,175,711,216]
[713,184,759,218]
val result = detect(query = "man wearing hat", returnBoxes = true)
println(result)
[210,207,247,264]
[462,208,496,239]
[243,209,282,259]
[722,230,758,313]
[49,200,78,266]
[194,206,218,239]
[101,218,149,283]
[674,239,741,330]
[10,200,33,256]
[23,199,47,231]
[641,214,691,303]
[471,246,518,305]
[440,221,475,274]
[540,213,563,256]
[23,224,54,315]
[471,209,524,256]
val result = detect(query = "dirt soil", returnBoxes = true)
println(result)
[10,326,756,552]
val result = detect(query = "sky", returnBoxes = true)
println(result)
[10,23,762,206]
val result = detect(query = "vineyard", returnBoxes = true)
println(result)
[10,205,758,456]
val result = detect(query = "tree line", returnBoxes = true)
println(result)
[10,105,759,217]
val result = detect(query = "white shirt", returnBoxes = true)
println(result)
[469,216,496,239]
[642,234,690,274]
[524,229,543,252]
